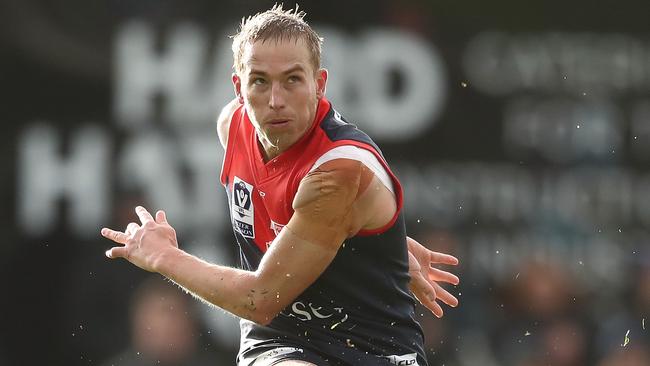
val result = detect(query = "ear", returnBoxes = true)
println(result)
[232,73,244,104]
[316,68,328,99]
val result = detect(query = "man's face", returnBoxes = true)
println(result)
[233,37,327,157]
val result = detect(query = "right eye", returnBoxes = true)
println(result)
[252,78,266,85]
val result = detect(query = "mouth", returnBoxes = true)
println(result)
[267,119,291,128]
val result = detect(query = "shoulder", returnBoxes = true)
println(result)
[296,154,397,235]
[284,158,395,249]
[293,159,363,213]
[318,107,378,149]
[289,159,364,241]
[216,98,242,148]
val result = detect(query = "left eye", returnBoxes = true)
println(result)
[288,76,300,83]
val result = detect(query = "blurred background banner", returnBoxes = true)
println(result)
[2,0,649,365]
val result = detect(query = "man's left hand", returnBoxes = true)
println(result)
[407,236,459,318]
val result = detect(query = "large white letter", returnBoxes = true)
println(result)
[353,29,447,140]
[114,22,207,130]
[18,124,110,237]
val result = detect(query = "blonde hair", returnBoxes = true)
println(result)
[231,4,323,75]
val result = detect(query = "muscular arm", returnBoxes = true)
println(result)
[102,159,380,325]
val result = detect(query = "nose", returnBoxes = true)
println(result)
[268,82,286,110]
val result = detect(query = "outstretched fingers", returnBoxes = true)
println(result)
[101,227,130,259]
[432,282,459,308]
[412,273,444,318]
[136,206,154,224]
[430,251,459,266]
[422,295,444,318]
[105,246,128,259]
[429,267,460,285]
[101,228,129,244]
[155,210,168,224]
[126,222,140,236]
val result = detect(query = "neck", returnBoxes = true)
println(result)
[260,142,280,161]
[257,132,290,162]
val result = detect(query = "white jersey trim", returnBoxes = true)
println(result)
[308,145,395,194]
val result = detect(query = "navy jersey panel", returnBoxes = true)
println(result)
[319,108,385,159]
[237,213,427,366]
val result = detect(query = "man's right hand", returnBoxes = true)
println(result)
[101,206,179,273]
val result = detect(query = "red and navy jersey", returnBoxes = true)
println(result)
[221,97,428,366]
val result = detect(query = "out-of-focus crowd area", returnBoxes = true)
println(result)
[1,0,649,365]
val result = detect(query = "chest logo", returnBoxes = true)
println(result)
[270,220,285,237]
[232,176,255,238]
